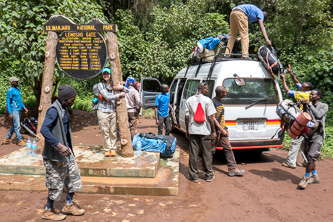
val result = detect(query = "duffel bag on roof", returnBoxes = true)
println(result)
[258,45,283,79]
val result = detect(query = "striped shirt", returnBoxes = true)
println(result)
[97,82,121,113]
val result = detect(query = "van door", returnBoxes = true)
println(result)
[140,78,161,109]
[178,79,200,131]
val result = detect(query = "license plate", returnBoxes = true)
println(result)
[243,122,258,131]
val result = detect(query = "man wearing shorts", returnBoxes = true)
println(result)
[298,89,328,189]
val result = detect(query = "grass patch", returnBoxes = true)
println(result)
[142,108,155,119]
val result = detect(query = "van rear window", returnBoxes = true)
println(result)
[223,78,279,105]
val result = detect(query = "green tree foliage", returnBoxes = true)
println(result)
[116,1,228,83]
[0,0,106,109]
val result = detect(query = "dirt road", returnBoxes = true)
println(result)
[0,110,332,222]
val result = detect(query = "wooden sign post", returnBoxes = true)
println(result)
[39,15,133,157]
[36,31,58,153]
[106,32,133,157]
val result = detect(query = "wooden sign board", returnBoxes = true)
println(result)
[56,32,107,79]
[43,15,117,32]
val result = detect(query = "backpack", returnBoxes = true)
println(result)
[258,45,283,80]
[132,133,177,158]
[194,101,205,124]
[275,99,318,138]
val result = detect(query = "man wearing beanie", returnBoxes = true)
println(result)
[97,67,126,157]
[3,76,28,146]
[40,84,84,220]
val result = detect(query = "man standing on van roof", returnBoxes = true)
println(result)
[226,4,272,59]
[212,86,245,177]
[185,82,216,183]
[280,64,312,169]
[155,84,174,136]
[297,89,328,189]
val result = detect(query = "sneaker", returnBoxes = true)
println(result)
[308,174,320,184]
[110,150,117,157]
[228,169,245,177]
[282,162,296,169]
[1,138,12,145]
[42,209,66,221]
[298,176,310,189]
[206,175,215,182]
[104,151,111,157]
[297,162,307,167]
[187,175,198,183]
[61,202,85,216]
[17,139,26,146]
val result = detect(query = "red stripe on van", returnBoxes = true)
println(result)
[225,120,236,125]
[266,120,281,125]
[216,144,283,150]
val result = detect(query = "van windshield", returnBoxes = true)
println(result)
[222,78,279,105]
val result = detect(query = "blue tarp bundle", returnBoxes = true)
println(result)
[198,36,221,50]
[132,133,176,157]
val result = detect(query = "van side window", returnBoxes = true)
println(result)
[183,80,200,99]
[223,78,279,105]
[170,80,177,105]
[205,80,215,98]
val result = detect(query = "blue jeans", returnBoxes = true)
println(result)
[6,110,22,141]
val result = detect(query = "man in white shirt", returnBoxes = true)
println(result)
[185,82,216,183]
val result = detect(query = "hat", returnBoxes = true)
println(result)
[58,84,77,102]
[125,77,136,88]
[102,68,111,74]
[9,77,20,83]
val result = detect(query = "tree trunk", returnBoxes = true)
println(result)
[36,31,58,154]
[105,32,134,157]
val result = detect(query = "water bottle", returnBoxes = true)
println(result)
[31,139,37,157]
[136,141,142,157]
[26,138,31,156]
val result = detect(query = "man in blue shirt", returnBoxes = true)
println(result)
[155,84,174,136]
[226,4,272,59]
[3,77,28,146]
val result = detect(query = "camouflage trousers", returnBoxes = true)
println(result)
[43,155,82,201]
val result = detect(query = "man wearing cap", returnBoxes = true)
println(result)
[125,77,142,140]
[40,84,84,221]
[3,77,28,146]
[226,4,272,59]
[97,67,126,157]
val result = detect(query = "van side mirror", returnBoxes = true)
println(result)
[233,74,245,86]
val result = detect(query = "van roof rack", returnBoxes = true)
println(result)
[185,47,259,80]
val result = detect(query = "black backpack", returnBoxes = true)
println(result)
[258,45,283,80]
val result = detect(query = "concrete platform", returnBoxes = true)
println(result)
[0,148,180,196]
[0,145,160,178]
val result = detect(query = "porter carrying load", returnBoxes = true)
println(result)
[275,99,319,139]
